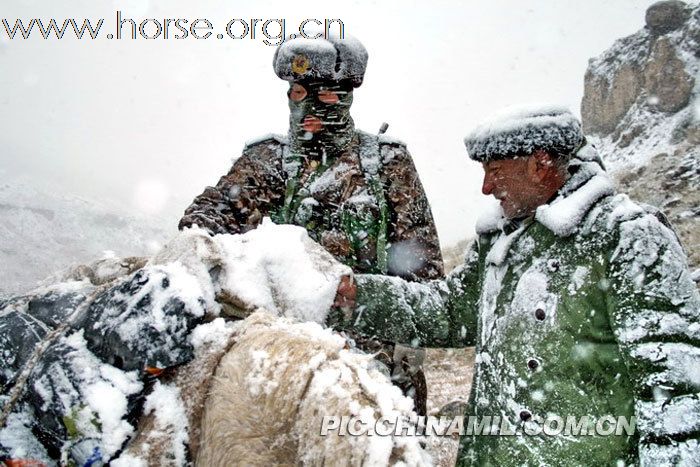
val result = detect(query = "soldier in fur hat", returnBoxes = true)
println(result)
[179,35,443,282]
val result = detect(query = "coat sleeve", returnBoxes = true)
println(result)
[606,211,700,465]
[379,143,444,281]
[178,141,285,235]
[330,240,482,348]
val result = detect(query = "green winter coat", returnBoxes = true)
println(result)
[330,150,700,466]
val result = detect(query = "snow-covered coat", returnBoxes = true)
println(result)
[330,145,700,466]
[178,131,444,281]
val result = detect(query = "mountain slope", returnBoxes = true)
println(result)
[582,0,699,272]
[0,178,172,295]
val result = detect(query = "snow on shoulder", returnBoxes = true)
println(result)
[243,133,287,149]
[464,104,584,162]
[535,143,615,237]
[536,173,615,237]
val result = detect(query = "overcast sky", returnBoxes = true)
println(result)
[0,0,662,247]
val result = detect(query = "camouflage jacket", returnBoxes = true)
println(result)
[179,130,444,281]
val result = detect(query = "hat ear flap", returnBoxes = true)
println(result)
[327,36,368,87]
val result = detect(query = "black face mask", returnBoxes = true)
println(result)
[287,80,355,160]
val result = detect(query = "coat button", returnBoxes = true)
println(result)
[519,410,532,422]
[535,308,546,320]
[547,259,560,272]
[527,359,539,370]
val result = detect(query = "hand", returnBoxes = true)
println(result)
[334,275,357,310]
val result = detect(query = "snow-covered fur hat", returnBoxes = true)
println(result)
[464,105,585,162]
[273,35,368,87]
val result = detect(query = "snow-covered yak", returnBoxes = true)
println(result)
[0,223,430,466]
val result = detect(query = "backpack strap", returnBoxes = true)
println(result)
[356,131,389,274]
[278,138,303,224]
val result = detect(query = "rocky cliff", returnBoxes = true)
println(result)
[582,0,699,274]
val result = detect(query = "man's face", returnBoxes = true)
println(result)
[481,157,543,219]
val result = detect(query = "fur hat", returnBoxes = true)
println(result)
[273,35,368,87]
[464,105,585,162]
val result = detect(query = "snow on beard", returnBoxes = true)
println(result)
[287,80,355,159]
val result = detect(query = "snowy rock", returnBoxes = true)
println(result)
[581,1,699,271]
[582,2,698,136]
[646,1,692,34]
[643,37,695,113]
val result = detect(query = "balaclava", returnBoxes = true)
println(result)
[273,35,368,162]
[287,79,355,161]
